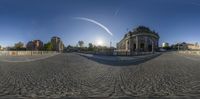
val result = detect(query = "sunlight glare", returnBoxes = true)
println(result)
[96,39,104,46]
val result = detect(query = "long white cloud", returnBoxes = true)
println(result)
[74,17,113,36]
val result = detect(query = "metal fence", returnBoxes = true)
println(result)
[0,51,58,56]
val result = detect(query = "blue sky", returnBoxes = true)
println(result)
[0,0,200,47]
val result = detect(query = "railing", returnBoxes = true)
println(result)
[178,51,200,55]
[0,51,58,56]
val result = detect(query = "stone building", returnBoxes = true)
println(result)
[117,26,159,53]
[174,42,200,50]
[26,40,43,50]
[51,36,64,52]
[187,43,200,50]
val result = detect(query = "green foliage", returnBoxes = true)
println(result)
[15,42,24,50]
[66,45,73,49]
[88,43,94,51]
[44,42,53,51]
[163,46,171,50]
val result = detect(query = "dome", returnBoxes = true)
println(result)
[124,26,159,39]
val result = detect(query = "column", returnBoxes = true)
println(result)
[136,36,139,53]
[144,37,148,52]
[151,38,154,54]
[129,39,132,55]
[126,40,128,51]
[128,39,131,51]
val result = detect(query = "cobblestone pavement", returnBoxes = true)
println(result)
[0,53,59,62]
[0,52,200,98]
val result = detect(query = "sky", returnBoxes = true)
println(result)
[0,0,200,47]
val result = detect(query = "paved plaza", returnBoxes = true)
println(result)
[0,53,59,62]
[0,52,200,98]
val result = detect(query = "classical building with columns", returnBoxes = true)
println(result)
[117,26,159,53]
[51,36,64,52]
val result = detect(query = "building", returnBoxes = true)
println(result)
[172,42,200,50]
[26,40,43,50]
[117,26,159,53]
[187,43,200,50]
[51,36,64,52]
[162,42,169,48]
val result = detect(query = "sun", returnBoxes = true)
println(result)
[96,39,104,46]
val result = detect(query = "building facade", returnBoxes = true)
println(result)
[175,42,200,50]
[162,42,169,48]
[51,36,64,52]
[26,40,43,50]
[117,26,159,53]
[178,43,200,50]
[187,44,200,50]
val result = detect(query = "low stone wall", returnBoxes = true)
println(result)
[0,51,58,56]
[113,51,155,56]
[178,51,200,55]
[79,51,155,56]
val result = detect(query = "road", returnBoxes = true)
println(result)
[0,52,200,98]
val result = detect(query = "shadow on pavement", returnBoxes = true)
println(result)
[79,53,161,66]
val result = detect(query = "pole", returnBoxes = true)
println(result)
[152,40,154,54]
[178,43,179,51]
[110,41,112,48]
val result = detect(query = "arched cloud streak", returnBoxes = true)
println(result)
[74,17,113,36]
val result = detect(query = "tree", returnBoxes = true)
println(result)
[78,41,84,47]
[44,42,53,51]
[15,42,24,50]
[66,45,73,49]
[88,43,94,51]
